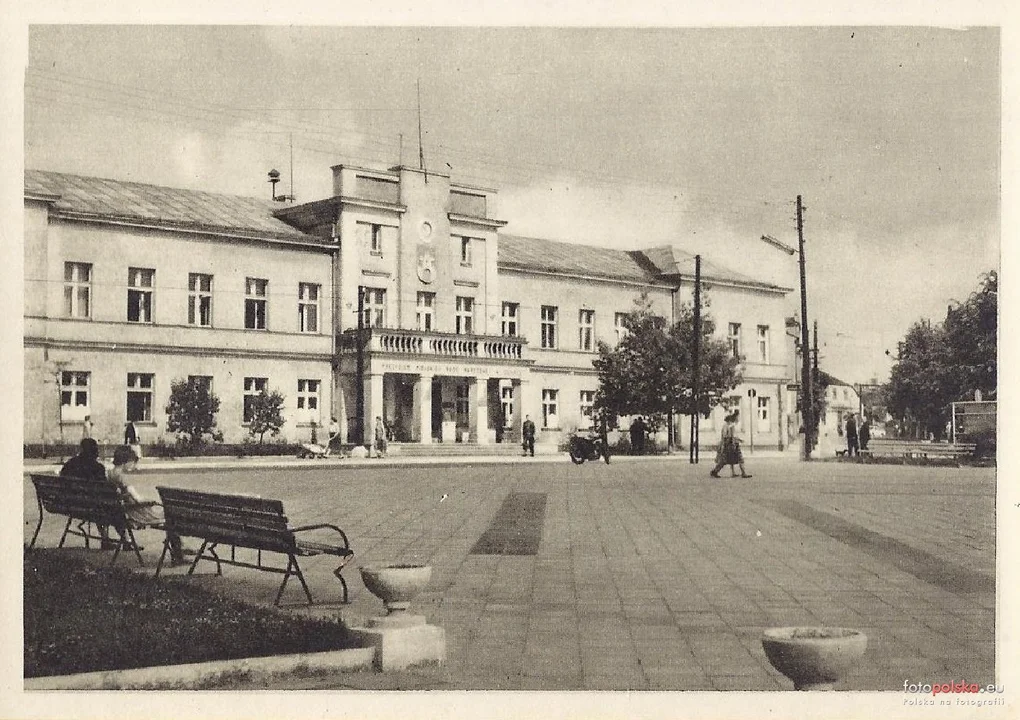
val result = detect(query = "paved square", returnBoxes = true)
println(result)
[23,457,995,691]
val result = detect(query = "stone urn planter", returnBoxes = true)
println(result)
[359,563,432,615]
[762,627,868,691]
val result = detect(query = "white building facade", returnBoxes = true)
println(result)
[24,164,796,452]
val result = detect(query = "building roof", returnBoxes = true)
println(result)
[498,234,788,291]
[25,170,316,242]
[819,370,855,388]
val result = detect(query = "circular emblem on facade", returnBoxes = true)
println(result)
[417,249,436,284]
[419,221,433,241]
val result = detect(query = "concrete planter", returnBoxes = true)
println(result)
[762,627,867,690]
[359,564,432,614]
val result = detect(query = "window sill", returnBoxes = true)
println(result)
[540,426,561,432]
[460,262,473,268]
[127,421,157,427]
[369,251,383,257]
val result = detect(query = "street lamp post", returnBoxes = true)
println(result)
[747,388,756,453]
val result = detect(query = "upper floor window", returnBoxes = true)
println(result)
[357,222,385,256]
[126,372,154,423]
[188,273,213,327]
[459,236,472,265]
[60,371,90,422]
[416,292,435,332]
[756,325,770,363]
[245,277,268,330]
[455,296,474,335]
[127,267,154,323]
[501,302,519,337]
[614,312,628,345]
[298,283,320,333]
[64,262,92,319]
[362,287,386,328]
[578,309,595,351]
[728,322,742,359]
[188,375,213,393]
[541,305,558,349]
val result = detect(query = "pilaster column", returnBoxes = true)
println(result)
[412,373,434,444]
[363,373,384,445]
[469,376,489,444]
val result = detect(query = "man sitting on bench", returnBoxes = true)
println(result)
[60,438,115,548]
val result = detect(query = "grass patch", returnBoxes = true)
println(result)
[24,549,361,678]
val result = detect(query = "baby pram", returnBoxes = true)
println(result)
[298,432,340,459]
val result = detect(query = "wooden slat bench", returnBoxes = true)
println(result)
[154,487,354,606]
[857,440,976,462]
[28,473,158,566]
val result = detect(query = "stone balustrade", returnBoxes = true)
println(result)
[337,328,525,361]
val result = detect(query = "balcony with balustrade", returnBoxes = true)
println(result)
[336,327,529,363]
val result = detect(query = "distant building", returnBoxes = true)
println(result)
[24,163,795,452]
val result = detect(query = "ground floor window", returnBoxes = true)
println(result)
[60,371,90,422]
[757,396,771,433]
[243,377,268,423]
[542,388,559,429]
[126,373,154,422]
[297,379,321,424]
[579,390,595,428]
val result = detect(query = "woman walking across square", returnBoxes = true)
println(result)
[710,411,753,478]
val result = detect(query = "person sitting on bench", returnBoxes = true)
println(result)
[60,438,116,548]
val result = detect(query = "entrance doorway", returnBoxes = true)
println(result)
[431,377,443,440]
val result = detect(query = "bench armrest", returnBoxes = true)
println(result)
[291,523,350,549]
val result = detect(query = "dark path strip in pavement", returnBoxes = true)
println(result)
[470,492,547,556]
[770,499,994,594]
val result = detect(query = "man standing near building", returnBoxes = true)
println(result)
[845,413,859,458]
[859,416,871,452]
[374,416,388,458]
[522,415,536,457]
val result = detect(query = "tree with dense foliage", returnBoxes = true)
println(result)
[247,389,287,443]
[165,378,221,448]
[885,271,997,439]
[592,293,742,432]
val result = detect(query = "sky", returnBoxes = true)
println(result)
[21,23,1001,384]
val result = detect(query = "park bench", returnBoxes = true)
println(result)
[857,440,976,463]
[154,487,354,606]
[28,473,159,566]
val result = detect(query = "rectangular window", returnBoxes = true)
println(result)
[299,283,320,333]
[578,309,595,351]
[757,325,770,363]
[126,373,154,423]
[188,375,213,393]
[500,386,514,427]
[579,390,595,428]
[245,277,268,330]
[63,262,92,318]
[358,221,385,256]
[501,302,519,337]
[541,305,558,349]
[757,396,772,432]
[459,236,472,265]
[728,322,742,359]
[614,312,628,345]
[188,273,213,327]
[60,371,90,422]
[127,267,154,323]
[243,376,268,423]
[416,292,435,332]
[297,379,321,424]
[455,296,474,335]
[542,388,559,429]
[362,287,386,328]
[456,384,470,426]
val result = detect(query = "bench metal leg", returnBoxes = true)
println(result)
[187,540,210,575]
[332,565,350,604]
[29,500,45,550]
[57,517,73,548]
[127,528,144,566]
[275,555,314,606]
[155,538,170,577]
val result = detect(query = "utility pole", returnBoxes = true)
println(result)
[356,286,365,445]
[690,255,702,463]
[797,195,813,460]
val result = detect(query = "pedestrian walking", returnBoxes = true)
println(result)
[709,411,752,478]
[328,417,340,453]
[374,416,388,458]
[859,417,871,451]
[845,413,859,457]
[522,414,536,457]
[629,416,646,454]
[82,415,94,440]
